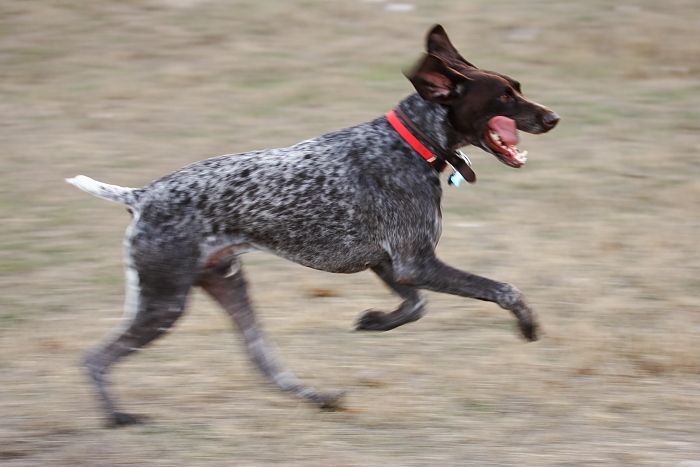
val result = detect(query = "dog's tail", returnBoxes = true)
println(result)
[66,175,140,207]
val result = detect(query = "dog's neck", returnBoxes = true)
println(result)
[396,94,460,152]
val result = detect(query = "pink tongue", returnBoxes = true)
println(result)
[488,116,519,146]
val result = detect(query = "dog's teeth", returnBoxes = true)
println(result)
[489,131,507,148]
[515,149,528,163]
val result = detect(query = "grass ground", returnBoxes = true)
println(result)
[1,1,698,465]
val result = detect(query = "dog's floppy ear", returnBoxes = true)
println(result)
[405,53,471,104]
[426,24,478,69]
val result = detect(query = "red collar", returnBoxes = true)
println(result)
[386,110,446,166]
[385,108,476,183]
[385,109,441,168]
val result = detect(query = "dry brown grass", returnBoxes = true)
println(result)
[1,0,699,465]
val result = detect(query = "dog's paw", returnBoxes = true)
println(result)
[508,300,539,342]
[107,411,148,428]
[355,309,390,331]
[517,315,539,342]
[313,390,347,411]
[516,306,541,342]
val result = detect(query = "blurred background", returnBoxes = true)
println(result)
[1,0,698,465]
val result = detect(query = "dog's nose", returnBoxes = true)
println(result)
[542,112,560,130]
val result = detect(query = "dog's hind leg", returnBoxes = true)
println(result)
[199,259,344,410]
[84,263,192,427]
[355,261,426,331]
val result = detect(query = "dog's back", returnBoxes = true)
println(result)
[78,112,443,274]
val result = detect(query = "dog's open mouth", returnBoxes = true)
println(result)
[484,116,528,168]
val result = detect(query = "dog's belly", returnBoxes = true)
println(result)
[249,234,387,274]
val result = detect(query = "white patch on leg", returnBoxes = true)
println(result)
[123,266,141,323]
[120,215,142,326]
[225,261,241,277]
[413,297,426,312]
[96,260,142,349]
[106,222,142,341]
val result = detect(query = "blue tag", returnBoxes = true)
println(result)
[448,170,465,187]
[448,150,472,188]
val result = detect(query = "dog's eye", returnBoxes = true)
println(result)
[500,88,515,103]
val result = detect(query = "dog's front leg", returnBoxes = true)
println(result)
[393,255,539,341]
[356,261,426,331]
[199,261,345,409]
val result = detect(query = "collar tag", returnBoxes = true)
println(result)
[456,149,472,166]
[448,170,465,187]
[448,150,473,188]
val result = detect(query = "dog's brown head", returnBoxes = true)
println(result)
[406,25,559,168]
